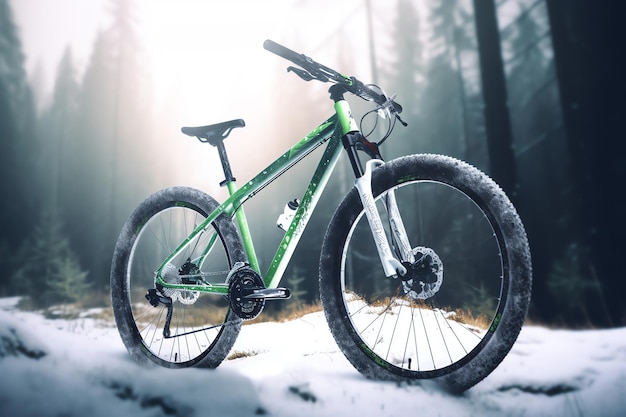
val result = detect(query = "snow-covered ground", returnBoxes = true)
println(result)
[0,297,624,417]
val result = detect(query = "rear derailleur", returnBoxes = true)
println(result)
[145,288,174,337]
[144,258,203,338]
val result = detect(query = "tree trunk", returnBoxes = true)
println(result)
[545,0,626,326]
[472,0,517,201]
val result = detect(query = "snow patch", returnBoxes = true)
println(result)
[0,311,47,359]
[1,297,625,416]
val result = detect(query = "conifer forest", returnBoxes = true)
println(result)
[1,0,624,328]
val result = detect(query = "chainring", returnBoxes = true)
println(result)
[227,263,265,320]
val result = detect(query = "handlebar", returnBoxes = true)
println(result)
[263,39,403,115]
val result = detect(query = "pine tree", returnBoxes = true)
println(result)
[505,2,559,149]
[0,0,38,248]
[65,30,115,291]
[547,242,606,325]
[385,0,425,158]
[66,0,154,290]
[499,1,574,324]
[428,0,466,157]
[48,256,91,304]
[0,240,12,296]
[29,59,47,112]
[11,210,88,307]
[452,2,489,169]
[546,0,626,327]
[39,47,80,212]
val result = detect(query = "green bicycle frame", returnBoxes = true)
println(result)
[154,107,353,295]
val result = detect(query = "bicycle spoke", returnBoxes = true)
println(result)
[385,298,404,361]
[410,305,432,369]
[148,222,171,256]
[431,303,453,365]
[114,190,241,367]
[338,176,508,375]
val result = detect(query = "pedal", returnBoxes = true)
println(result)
[243,287,291,300]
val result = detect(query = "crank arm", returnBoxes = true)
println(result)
[354,159,407,278]
[243,287,291,300]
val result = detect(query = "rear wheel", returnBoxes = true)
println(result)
[111,187,245,368]
[319,154,532,392]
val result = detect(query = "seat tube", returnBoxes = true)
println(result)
[226,181,261,273]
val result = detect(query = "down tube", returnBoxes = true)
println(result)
[155,117,338,290]
[264,130,344,289]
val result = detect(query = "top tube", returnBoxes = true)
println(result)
[155,114,339,284]
[224,114,338,214]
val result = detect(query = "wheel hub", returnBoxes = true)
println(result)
[401,247,443,300]
[158,260,200,305]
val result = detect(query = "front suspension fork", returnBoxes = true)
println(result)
[354,159,413,278]
[383,185,416,265]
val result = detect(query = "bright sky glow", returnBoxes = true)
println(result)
[11,0,372,116]
[10,0,376,194]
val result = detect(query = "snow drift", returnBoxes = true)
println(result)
[0,297,624,416]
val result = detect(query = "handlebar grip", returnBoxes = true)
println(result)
[263,39,301,64]
[265,40,403,114]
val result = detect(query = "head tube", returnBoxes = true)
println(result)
[334,99,359,135]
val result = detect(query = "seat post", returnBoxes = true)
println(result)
[180,118,245,187]
[215,140,236,187]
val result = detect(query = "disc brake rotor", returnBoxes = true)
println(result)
[401,246,443,301]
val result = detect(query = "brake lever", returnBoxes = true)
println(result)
[396,114,408,127]
[376,93,408,127]
[287,66,315,82]
[379,93,406,125]
[381,93,397,109]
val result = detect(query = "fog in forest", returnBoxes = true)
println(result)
[1,0,624,327]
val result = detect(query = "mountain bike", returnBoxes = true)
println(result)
[110,39,532,392]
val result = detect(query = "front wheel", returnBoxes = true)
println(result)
[111,186,246,368]
[319,154,532,392]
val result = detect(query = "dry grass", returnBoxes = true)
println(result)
[76,290,112,309]
[276,302,324,322]
[345,291,493,330]
[446,308,491,330]
[227,350,261,360]
[16,289,323,327]
[130,300,232,328]
[244,302,324,325]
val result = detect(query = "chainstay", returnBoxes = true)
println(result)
[163,319,240,339]
[160,270,231,278]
